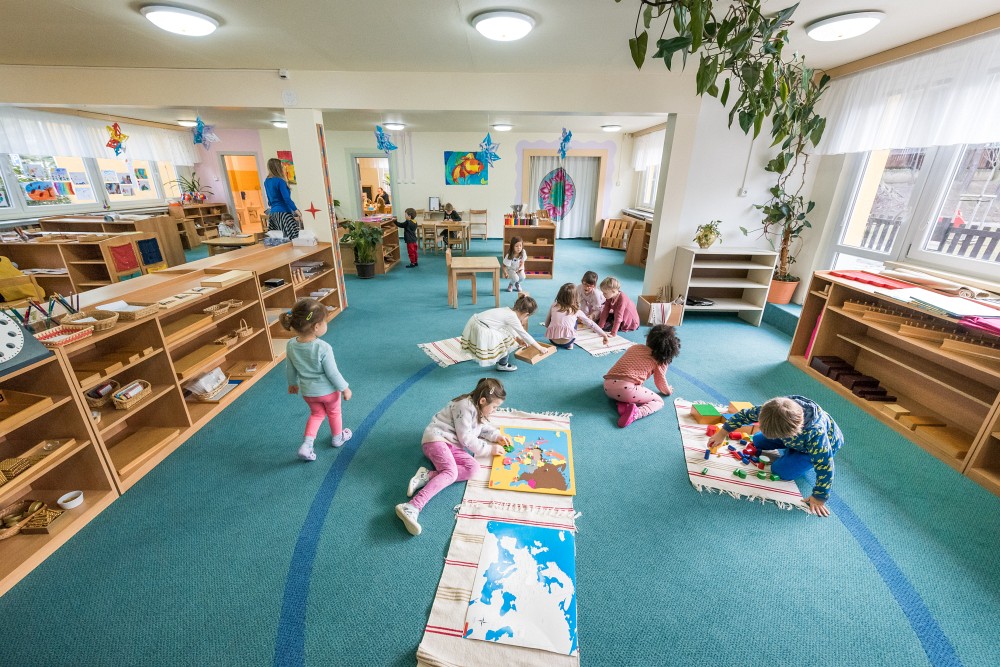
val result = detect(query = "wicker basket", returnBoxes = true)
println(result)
[85,380,120,408]
[204,303,231,319]
[34,325,94,348]
[214,332,239,348]
[225,299,244,309]
[61,310,119,332]
[0,499,45,541]
[235,318,253,339]
[111,380,152,410]
[107,303,159,321]
[189,373,229,402]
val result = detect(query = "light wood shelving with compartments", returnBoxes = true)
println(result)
[624,220,651,267]
[503,222,556,279]
[166,202,230,240]
[338,218,400,275]
[670,246,777,326]
[789,271,1000,493]
[37,215,186,267]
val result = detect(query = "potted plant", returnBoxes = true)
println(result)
[167,172,213,204]
[693,220,722,248]
[339,219,384,279]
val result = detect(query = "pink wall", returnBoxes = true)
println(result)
[191,129,264,206]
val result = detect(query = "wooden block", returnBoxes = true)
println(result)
[881,404,911,420]
[727,401,754,414]
[690,403,724,425]
[842,302,873,313]
[828,367,858,381]
[899,415,946,430]
[864,394,897,402]
[809,356,848,376]
[839,374,880,391]
[861,311,913,326]
[898,324,953,342]
[849,378,882,394]
[200,269,252,288]
[514,343,555,365]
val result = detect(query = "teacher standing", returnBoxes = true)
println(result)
[265,158,302,239]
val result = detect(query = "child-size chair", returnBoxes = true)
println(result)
[445,248,476,307]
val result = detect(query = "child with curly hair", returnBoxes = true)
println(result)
[603,324,680,427]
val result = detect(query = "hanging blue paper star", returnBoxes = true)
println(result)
[375,125,398,154]
[558,127,573,160]
[478,132,501,167]
[192,116,219,150]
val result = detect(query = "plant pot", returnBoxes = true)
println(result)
[694,232,719,249]
[767,278,799,304]
[356,262,376,279]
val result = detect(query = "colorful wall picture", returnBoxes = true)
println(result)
[277,150,296,184]
[121,185,134,197]
[75,186,94,201]
[25,163,48,180]
[70,171,88,185]
[489,426,575,496]
[102,170,119,183]
[119,173,133,185]
[138,180,152,191]
[0,173,10,209]
[52,167,70,181]
[444,151,488,185]
[538,167,576,222]
[105,182,122,195]
[464,520,578,656]
[134,167,149,180]
[23,181,59,201]
[52,181,75,196]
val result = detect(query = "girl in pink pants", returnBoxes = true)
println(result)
[602,324,681,428]
[395,378,511,536]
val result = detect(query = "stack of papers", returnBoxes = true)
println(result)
[878,287,1000,318]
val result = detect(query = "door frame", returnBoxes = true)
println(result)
[348,151,395,219]
[217,151,264,226]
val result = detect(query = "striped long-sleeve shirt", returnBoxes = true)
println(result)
[723,395,843,500]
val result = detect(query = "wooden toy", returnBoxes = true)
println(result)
[828,367,859,382]
[770,473,780,481]
[727,401,754,414]
[701,468,709,475]
[689,403,724,424]
[514,342,555,365]
[809,355,851,377]
[705,424,719,436]
[744,443,758,456]
[881,404,911,420]
[899,415,946,431]
[703,449,711,460]
[728,431,742,440]
[757,471,768,480]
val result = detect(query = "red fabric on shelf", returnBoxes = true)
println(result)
[829,270,916,290]
[109,243,140,272]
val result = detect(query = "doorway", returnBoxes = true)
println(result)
[352,155,392,217]
[221,154,264,234]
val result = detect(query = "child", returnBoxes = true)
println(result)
[603,324,680,428]
[597,276,640,336]
[396,378,511,536]
[707,396,843,517]
[576,271,605,320]
[461,293,545,372]
[439,203,462,247]
[545,282,608,349]
[282,298,352,461]
[396,207,419,268]
[502,236,527,292]
[217,213,240,237]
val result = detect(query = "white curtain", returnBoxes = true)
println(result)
[631,129,665,170]
[0,107,199,165]
[529,155,601,238]
[816,31,1000,155]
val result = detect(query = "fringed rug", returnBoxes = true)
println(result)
[573,328,633,357]
[673,398,808,512]
[418,337,475,368]
[417,409,580,667]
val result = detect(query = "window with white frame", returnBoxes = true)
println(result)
[6,154,99,208]
[635,164,659,210]
[95,158,160,203]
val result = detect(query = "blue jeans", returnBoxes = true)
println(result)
[753,432,814,481]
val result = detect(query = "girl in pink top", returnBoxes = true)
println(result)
[603,325,681,428]
[597,276,640,336]
[545,282,608,350]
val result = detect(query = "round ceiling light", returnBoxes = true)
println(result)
[472,11,535,41]
[601,124,623,133]
[271,121,288,129]
[805,12,884,42]
[141,6,219,36]
[177,120,198,128]
[491,123,514,132]
[383,123,406,131]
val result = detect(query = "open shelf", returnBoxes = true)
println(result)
[93,385,175,435]
[671,246,777,326]
[105,426,181,479]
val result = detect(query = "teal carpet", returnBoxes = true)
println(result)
[2,240,998,666]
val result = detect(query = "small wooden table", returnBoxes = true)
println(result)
[449,256,500,308]
[420,221,471,255]
[202,236,258,256]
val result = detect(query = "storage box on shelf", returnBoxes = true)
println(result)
[503,223,556,279]
[0,353,117,596]
[166,203,230,240]
[789,271,1000,493]
[38,215,185,267]
[670,246,778,326]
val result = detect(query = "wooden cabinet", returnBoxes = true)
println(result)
[790,272,1000,494]
[503,223,556,279]
[624,220,651,267]
[166,203,230,240]
[670,246,777,326]
[338,218,400,275]
[38,215,186,267]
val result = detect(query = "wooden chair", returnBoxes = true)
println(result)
[469,209,488,240]
[446,248,476,306]
[444,224,469,256]
[418,222,438,254]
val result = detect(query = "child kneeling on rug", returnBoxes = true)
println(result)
[460,293,545,372]
[396,378,512,536]
[603,324,680,428]
[545,282,608,349]
[707,396,843,517]
[597,276,640,336]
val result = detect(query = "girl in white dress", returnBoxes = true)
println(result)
[460,294,545,371]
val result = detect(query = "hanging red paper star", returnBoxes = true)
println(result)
[305,202,321,219]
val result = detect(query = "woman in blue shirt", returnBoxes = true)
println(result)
[265,158,302,239]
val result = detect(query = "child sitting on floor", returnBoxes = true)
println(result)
[460,294,545,372]
[395,378,512,536]
[597,276,640,336]
[603,324,680,428]
[707,396,843,516]
[545,282,608,350]
[502,235,527,293]
[282,298,352,461]
[576,271,605,320]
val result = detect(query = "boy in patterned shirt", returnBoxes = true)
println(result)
[707,396,843,517]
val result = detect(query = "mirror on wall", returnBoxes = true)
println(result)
[354,156,392,217]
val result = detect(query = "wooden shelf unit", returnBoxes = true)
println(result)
[0,354,117,597]
[38,215,185,267]
[670,246,777,326]
[0,240,73,297]
[503,223,556,279]
[338,218,400,275]
[166,203,230,240]
[624,219,651,267]
[790,272,1000,490]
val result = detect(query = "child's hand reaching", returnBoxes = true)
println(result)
[492,444,507,456]
[288,385,299,395]
[804,495,830,517]
[706,428,728,449]
[343,388,352,401]
[495,434,512,448]
[601,335,609,345]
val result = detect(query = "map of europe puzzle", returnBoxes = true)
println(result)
[489,426,575,496]
[464,520,579,656]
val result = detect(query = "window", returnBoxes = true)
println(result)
[158,161,181,199]
[0,170,11,209]
[635,164,659,210]
[96,158,160,203]
[7,154,98,207]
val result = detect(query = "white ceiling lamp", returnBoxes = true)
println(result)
[805,11,884,42]
[383,122,406,131]
[272,121,288,129]
[491,123,514,132]
[140,5,219,36]
[472,11,535,42]
[177,119,198,128]
[601,124,623,133]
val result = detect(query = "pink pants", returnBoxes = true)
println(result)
[603,378,664,418]
[410,441,478,510]
[303,391,343,438]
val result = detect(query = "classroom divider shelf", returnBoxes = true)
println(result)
[504,223,556,280]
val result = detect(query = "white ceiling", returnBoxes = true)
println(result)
[1,1,995,130]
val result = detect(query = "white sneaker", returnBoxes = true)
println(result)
[297,442,316,461]
[407,466,430,497]
[395,502,422,536]
[506,283,514,292]
[495,361,517,372]
[332,428,353,448]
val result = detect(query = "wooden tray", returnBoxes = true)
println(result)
[514,343,556,365]
[174,343,229,381]
[0,390,55,433]
[223,359,267,380]
[162,313,214,347]
[34,325,94,348]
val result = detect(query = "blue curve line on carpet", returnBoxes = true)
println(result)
[679,371,963,667]
[273,362,438,667]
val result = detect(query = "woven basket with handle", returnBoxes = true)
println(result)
[61,310,119,332]
[112,379,152,410]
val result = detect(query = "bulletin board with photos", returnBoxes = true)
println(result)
[7,154,99,207]
[96,158,160,203]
